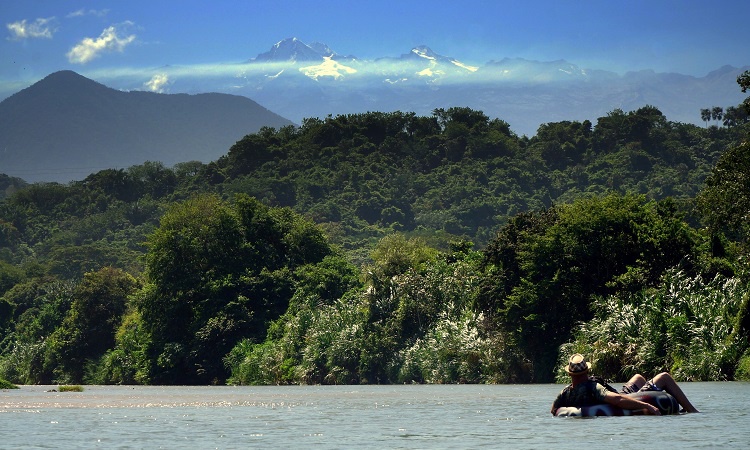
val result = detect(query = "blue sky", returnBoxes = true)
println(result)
[2,0,749,98]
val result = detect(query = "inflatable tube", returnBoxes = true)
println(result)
[555,390,679,417]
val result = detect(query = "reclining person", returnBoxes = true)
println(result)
[551,354,698,415]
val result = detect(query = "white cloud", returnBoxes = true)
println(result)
[67,22,136,64]
[6,17,57,40]
[66,9,109,19]
[144,74,170,93]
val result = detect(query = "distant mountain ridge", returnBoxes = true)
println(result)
[0,71,293,183]
[226,37,748,135]
[253,37,325,63]
[2,39,747,182]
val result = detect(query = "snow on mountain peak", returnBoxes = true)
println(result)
[309,42,335,58]
[299,56,357,80]
[254,37,323,63]
[451,60,478,72]
[408,45,477,72]
[412,46,437,60]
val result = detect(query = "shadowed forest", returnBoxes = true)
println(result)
[1,72,749,386]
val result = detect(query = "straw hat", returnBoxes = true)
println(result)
[565,353,591,375]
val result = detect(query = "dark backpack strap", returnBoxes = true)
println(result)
[588,375,618,393]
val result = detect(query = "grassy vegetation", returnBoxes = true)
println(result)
[58,385,84,392]
[736,354,750,381]
[0,377,18,389]
[557,269,748,383]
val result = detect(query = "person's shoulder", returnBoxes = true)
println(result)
[592,382,611,399]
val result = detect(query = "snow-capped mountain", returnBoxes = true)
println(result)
[252,37,324,63]
[403,45,478,73]
[482,58,587,82]
[81,37,743,137]
[249,39,477,83]
[231,38,748,135]
[308,41,334,58]
[372,45,478,83]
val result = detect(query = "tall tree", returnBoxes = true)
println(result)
[478,194,697,381]
[138,194,335,384]
[697,71,750,239]
[697,140,750,238]
[45,268,138,383]
[711,106,724,125]
[739,70,750,113]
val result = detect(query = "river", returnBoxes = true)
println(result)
[1,382,747,448]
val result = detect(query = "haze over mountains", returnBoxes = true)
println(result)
[0,37,746,183]
[228,38,746,135]
[0,71,292,183]
[90,37,747,135]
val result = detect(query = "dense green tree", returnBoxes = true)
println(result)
[0,260,24,297]
[138,194,335,384]
[138,194,246,383]
[1,104,749,385]
[711,106,724,125]
[43,267,138,383]
[0,175,26,201]
[224,237,516,386]
[739,70,750,113]
[92,308,151,384]
[478,194,699,381]
[78,169,139,202]
[127,161,178,199]
[697,141,750,240]
[0,278,75,384]
[695,73,750,242]
[560,269,747,382]
[726,106,749,127]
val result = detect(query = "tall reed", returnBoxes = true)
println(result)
[558,269,747,382]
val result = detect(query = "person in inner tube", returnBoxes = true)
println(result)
[551,354,663,415]
[551,354,700,415]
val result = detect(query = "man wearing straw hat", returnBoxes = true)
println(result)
[551,354,663,415]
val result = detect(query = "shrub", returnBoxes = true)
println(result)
[736,352,750,381]
[0,377,18,389]
[58,385,83,392]
[558,269,747,382]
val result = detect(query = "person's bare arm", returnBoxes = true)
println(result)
[603,392,661,415]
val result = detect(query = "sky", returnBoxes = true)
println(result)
[1,0,749,99]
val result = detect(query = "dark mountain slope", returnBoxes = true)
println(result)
[0,71,293,183]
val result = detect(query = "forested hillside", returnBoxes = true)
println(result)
[215,105,741,259]
[1,73,749,385]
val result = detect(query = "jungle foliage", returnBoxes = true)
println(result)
[1,78,750,384]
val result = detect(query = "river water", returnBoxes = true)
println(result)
[1,382,747,449]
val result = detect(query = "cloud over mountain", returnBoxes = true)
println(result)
[3,36,746,162]
[219,38,748,135]
[68,37,745,137]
